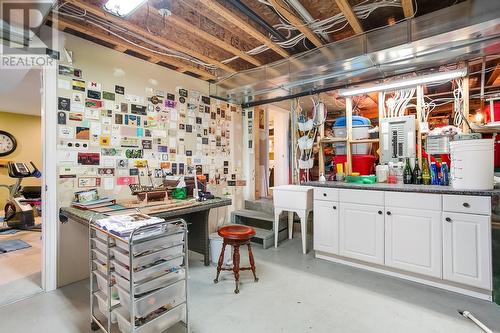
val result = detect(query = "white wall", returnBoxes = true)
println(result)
[269,105,290,187]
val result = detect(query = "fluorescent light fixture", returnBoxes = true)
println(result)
[104,0,147,17]
[338,68,467,97]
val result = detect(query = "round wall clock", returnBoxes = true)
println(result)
[0,130,17,157]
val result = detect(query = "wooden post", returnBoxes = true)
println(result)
[346,97,353,175]
[462,75,470,133]
[290,99,299,184]
[318,121,325,176]
[416,85,423,169]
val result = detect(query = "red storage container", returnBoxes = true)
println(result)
[332,155,376,175]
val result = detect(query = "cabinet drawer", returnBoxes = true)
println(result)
[385,192,442,211]
[314,187,339,202]
[340,189,384,206]
[442,195,490,215]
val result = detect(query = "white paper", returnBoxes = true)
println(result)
[59,126,74,139]
[57,151,77,164]
[90,122,102,135]
[103,177,114,190]
[85,109,100,120]
[58,79,71,90]
[102,157,115,167]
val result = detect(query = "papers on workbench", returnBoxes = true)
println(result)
[95,213,165,238]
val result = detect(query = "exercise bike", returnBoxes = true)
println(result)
[0,161,42,232]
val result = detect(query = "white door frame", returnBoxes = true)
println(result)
[41,65,57,292]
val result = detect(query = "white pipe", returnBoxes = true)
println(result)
[285,0,330,42]
[460,311,493,333]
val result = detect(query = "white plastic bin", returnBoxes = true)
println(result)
[94,291,118,324]
[450,139,494,190]
[91,238,112,254]
[113,269,185,296]
[112,243,183,269]
[114,303,186,333]
[333,126,371,154]
[116,280,186,318]
[209,233,232,265]
[113,255,184,283]
[116,231,184,255]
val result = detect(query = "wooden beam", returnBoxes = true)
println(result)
[53,16,216,81]
[335,0,363,34]
[401,0,415,18]
[198,0,289,58]
[65,0,236,74]
[487,63,500,86]
[268,0,323,48]
[166,15,262,67]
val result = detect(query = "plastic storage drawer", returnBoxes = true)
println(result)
[93,259,110,276]
[94,291,118,324]
[114,303,186,333]
[116,231,184,255]
[112,243,183,269]
[113,255,184,282]
[92,248,109,263]
[91,238,113,254]
[116,280,186,318]
[113,269,185,296]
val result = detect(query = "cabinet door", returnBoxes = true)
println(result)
[385,207,442,278]
[443,212,492,290]
[339,203,384,264]
[313,200,339,254]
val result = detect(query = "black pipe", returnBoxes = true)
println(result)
[227,0,287,42]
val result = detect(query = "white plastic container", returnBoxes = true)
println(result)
[114,303,186,333]
[112,244,183,269]
[298,158,314,169]
[115,280,186,318]
[93,259,109,276]
[116,231,184,255]
[92,248,109,264]
[113,269,185,296]
[334,125,371,154]
[94,291,118,324]
[113,255,184,283]
[209,233,232,265]
[450,139,494,190]
[91,237,112,254]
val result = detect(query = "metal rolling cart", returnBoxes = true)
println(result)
[89,215,189,333]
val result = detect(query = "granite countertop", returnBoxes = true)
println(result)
[302,181,500,196]
[59,197,232,225]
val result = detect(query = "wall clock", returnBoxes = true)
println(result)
[0,130,17,157]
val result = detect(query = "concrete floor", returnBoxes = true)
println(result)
[0,226,42,306]
[0,236,499,333]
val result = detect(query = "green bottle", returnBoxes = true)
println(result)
[422,158,431,185]
[413,160,422,185]
[403,158,413,184]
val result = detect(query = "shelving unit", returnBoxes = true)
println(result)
[89,217,189,333]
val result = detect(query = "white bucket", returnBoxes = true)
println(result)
[209,232,232,265]
[449,139,494,190]
[334,126,371,155]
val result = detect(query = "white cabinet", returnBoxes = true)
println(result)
[385,207,442,278]
[339,203,384,265]
[313,200,339,254]
[442,212,492,290]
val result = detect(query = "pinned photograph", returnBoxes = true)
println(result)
[77,152,100,165]
[121,103,128,113]
[58,97,70,111]
[75,126,90,140]
[116,159,129,169]
[69,112,83,121]
[72,79,86,91]
[115,85,125,95]
[58,111,67,125]
[87,90,101,100]
[103,91,115,101]
[85,99,103,108]
[87,81,102,91]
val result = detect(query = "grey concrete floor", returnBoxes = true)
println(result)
[0,236,499,333]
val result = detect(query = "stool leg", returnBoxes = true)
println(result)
[247,243,258,282]
[233,245,240,294]
[214,241,227,284]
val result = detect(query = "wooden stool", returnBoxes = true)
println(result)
[213,225,258,294]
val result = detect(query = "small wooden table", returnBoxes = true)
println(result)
[60,197,232,266]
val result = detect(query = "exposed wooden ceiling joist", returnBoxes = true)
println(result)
[334,0,364,34]
[486,63,500,86]
[267,0,323,48]
[52,15,216,81]
[165,14,262,67]
[401,0,415,18]
[64,0,237,74]
[198,0,290,58]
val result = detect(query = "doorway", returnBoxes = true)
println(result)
[0,69,43,305]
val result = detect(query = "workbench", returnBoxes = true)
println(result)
[59,197,232,267]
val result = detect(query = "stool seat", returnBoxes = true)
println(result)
[218,225,255,240]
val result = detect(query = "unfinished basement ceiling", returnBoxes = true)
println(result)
[48,0,468,83]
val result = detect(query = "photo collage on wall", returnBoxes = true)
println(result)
[56,64,239,194]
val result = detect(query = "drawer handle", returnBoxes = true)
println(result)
[386,211,391,216]
[378,210,383,215]
[323,193,327,197]
[332,206,337,210]
[445,217,452,222]
[463,202,470,208]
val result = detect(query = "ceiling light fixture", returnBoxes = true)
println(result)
[104,0,147,17]
[338,68,467,97]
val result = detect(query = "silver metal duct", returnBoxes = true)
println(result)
[210,0,500,106]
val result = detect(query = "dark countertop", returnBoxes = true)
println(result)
[59,197,232,226]
[302,181,500,196]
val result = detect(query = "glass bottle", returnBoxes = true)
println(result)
[413,160,422,185]
[403,157,413,184]
[422,158,431,185]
